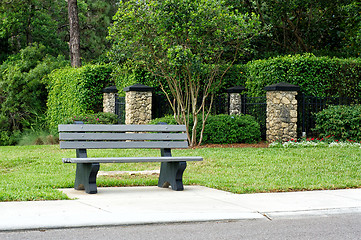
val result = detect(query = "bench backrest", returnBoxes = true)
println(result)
[58,124,189,149]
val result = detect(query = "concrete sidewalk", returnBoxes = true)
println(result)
[1,186,361,231]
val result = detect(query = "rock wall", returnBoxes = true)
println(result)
[266,91,298,142]
[229,93,242,115]
[103,92,116,114]
[125,91,152,124]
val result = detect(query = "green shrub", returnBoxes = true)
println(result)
[46,64,113,132]
[202,114,261,144]
[245,54,361,98]
[150,114,261,144]
[314,105,361,141]
[63,112,118,125]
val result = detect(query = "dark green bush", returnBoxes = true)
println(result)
[150,114,261,144]
[46,64,113,132]
[63,112,118,124]
[245,54,361,98]
[314,105,361,141]
[201,114,261,144]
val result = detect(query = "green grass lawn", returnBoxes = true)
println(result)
[1,145,360,201]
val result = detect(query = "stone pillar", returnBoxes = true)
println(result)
[264,82,300,143]
[226,86,246,115]
[123,84,153,125]
[102,86,118,114]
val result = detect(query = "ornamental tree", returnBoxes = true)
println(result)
[108,0,263,146]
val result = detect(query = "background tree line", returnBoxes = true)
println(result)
[1,0,360,65]
[0,0,118,63]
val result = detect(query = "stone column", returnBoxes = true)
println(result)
[102,86,118,114]
[226,86,246,115]
[264,82,300,143]
[123,84,153,125]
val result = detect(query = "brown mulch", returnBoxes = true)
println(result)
[192,141,269,149]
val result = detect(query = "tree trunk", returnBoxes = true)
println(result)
[68,0,81,67]
[26,4,35,46]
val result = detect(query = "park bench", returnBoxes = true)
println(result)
[58,123,203,194]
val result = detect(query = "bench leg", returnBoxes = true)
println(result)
[158,161,187,191]
[74,163,100,194]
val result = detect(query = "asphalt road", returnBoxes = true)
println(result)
[1,213,361,240]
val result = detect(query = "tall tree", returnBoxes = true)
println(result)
[68,0,81,67]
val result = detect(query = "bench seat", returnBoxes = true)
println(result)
[63,156,203,163]
[59,123,202,194]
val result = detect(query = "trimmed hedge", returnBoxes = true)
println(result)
[150,114,261,144]
[314,105,361,141]
[46,64,113,132]
[245,54,361,98]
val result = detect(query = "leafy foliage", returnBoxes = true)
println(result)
[221,64,248,89]
[77,0,119,61]
[201,114,261,144]
[0,0,118,63]
[245,54,361,98]
[223,0,361,58]
[314,105,361,141]
[113,60,246,97]
[342,1,361,57]
[151,114,261,144]
[108,0,263,146]
[0,44,68,145]
[112,61,165,96]
[46,64,113,132]
[0,0,68,58]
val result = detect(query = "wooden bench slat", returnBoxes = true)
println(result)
[58,124,186,132]
[59,132,188,141]
[60,141,189,149]
[62,156,203,163]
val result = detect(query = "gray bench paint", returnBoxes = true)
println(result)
[59,123,202,194]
